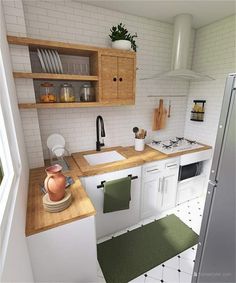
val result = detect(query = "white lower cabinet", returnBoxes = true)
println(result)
[81,166,142,239]
[176,174,206,205]
[27,216,97,283]
[159,167,179,211]
[141,158,179,219]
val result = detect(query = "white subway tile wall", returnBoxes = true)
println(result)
[184,15,236,146]
[3,0,44,168]
[3,0,235,167]
[21,0,191,160]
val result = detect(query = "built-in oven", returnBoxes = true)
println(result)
[178,161,203,181]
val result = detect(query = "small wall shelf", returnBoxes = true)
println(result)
[13,72,99,81]
[190,100,206,122]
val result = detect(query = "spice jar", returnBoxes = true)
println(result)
[80,83,95,102]
[60,83,75,102]
[40,82,56,103]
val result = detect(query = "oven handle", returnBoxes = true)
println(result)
[166,163,178,169]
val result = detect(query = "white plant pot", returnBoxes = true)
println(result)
[134,138,145,152]
[112,40,131,51]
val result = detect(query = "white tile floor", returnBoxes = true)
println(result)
[97,194,206,283]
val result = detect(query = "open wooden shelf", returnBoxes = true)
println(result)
[8,35,136,109]
[7,35,134,57]
[13,72,98,81]
[18,101,135,109]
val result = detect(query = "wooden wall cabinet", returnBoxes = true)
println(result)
[100,54,136,103]
[7,36,136,109]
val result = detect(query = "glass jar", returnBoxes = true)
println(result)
[39,82,56,103]
[80,83,95,102]
[60,83,75,102]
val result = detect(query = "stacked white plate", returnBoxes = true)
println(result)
[47,133,66,157]
[37,48,63,73]
[43,190,72,213]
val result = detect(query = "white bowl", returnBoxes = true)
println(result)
[112,40,131,51]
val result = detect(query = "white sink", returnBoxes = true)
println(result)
[84,150,126,166]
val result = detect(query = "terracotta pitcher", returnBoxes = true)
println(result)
[44,164,66,201]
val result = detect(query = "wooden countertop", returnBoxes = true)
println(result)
[72,144,212,176]
[26,157,95,236]
[26,144,212,236]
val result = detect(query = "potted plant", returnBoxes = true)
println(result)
[109,23,137,52]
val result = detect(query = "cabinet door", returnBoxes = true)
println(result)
[101,55,118,100]
[117,57,135,100]
[141,175,162,219]
[83,166,142,239]
[161,173,178,211]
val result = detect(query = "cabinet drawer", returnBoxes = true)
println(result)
[180,149,212,166]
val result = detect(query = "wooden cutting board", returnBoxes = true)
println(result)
[152,99,167,130]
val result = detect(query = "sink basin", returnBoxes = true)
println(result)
[84,150,126,166]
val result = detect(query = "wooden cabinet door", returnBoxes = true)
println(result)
[101,55,118,100]
[117,57,135,101]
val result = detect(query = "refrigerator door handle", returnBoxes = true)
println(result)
[208,180,217,187]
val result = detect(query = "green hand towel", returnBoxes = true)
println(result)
[103,176,131,213]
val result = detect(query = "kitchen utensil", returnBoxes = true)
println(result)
[37,49,46,72]
[152,99,167,130]
[48,49,58,73]
[50,50,60,73]
[44,49,54,73]
[80,83,95,102]
[47,134,65,151]
[41,49,51,73]
[43,190,72,213]
[60,83,75,102]
[168,100,171,118]
[54,50,63,73]
[133,127,139,138]
[39,82,56,103]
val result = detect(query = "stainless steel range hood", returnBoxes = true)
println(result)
[141,14,214,81]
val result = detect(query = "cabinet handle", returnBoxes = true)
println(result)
[113,77,117,82]
[161,177,165,206]
[165,179,168,193]
[119,77,123,82]
[147,168,159,173]
[161,177,165,194]
[158,178,162,192]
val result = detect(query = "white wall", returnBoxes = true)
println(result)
[184,15,236,146]
[0,1,34,281]
[8,0,191,163]
[4,0,234,167]
[2,0,44,168]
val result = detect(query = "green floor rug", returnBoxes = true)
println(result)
[97,214,198,283]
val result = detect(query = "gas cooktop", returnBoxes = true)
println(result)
[148,137,204,154]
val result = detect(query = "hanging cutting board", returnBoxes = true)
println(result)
[152,99,167,130]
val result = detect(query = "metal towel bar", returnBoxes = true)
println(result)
[97,174,138,189]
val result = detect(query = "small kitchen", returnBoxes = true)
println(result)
[0,1,235,283]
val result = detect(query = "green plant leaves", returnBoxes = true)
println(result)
[109,23,138,52]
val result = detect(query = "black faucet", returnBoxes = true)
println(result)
[96,115,105,151]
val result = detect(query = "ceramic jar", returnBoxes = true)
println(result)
[44,164,66,201]
[134,138,145,151]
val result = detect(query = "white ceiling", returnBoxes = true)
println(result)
[79,0,236,28]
